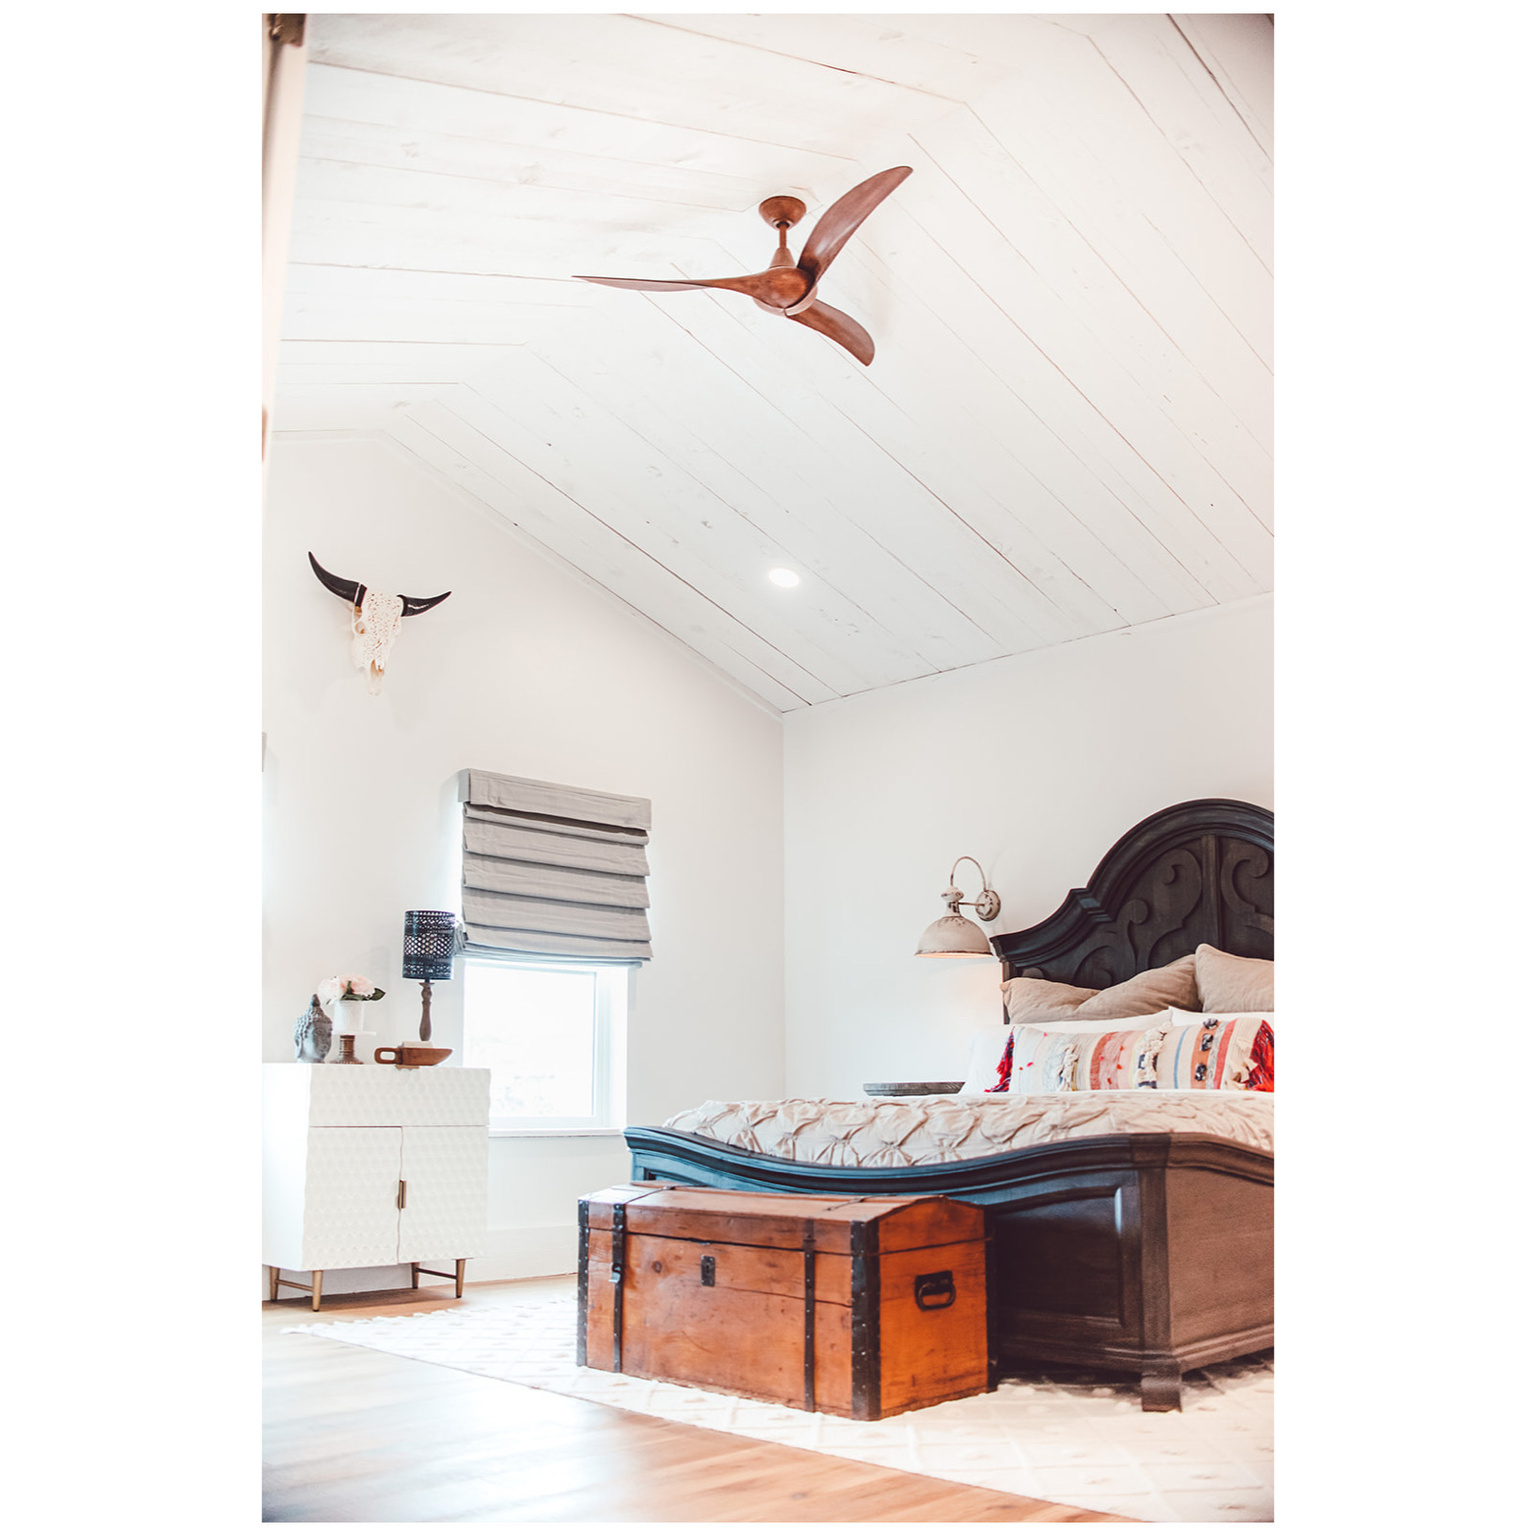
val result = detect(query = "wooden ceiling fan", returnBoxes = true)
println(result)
[574,166,912,366]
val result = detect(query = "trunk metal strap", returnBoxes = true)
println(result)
[802,1219,817,1413]
[610,1200,627,1372]
[605,1187,674,1375]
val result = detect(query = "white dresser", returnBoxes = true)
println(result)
[263,1064,490,1309]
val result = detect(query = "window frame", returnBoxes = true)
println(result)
[460,953,629,1137]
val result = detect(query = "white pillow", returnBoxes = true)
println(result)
[958,1024,1015,1095]
[1007,1012,1171,1094]
[1168,1007,1275,1028]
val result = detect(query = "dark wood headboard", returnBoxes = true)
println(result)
[990,798,1273,989]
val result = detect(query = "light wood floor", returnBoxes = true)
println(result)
[263,1275,1133,1523]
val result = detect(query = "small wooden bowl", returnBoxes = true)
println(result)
[375,1045,454,1068]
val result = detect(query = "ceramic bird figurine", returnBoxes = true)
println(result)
[294,994,333,1063]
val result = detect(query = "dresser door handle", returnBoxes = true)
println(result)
[397,1179,407,1209]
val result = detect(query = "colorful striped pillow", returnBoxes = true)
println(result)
[1160,1009,1275,1091]
[1004,1011,1275,1093]
[1007,1014,1170,1094]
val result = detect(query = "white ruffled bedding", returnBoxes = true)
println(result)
[663,1090,1274,1167]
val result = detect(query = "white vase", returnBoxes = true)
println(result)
[332,998,367,1055]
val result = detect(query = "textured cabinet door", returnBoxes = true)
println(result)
[397,1125,488,1262]
[300,1127,403,1269]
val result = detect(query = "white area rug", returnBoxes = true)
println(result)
[287,1291,1272,1523]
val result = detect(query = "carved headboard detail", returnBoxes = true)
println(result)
[991,798,1273,989]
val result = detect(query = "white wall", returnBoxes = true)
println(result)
[263,433,784,1287]
[782,598,1273,1098]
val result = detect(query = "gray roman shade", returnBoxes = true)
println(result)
[458,769,653,963]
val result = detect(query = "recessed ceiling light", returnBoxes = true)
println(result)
[767,568,801,588]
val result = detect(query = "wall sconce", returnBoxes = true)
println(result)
[915,857,1001,958]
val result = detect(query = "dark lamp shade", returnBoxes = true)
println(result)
[402,909,457,981]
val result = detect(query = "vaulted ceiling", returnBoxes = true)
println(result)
[273,12,1273,713]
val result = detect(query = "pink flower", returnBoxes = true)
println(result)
[317,973,386,1006]
[341,972,386,1001]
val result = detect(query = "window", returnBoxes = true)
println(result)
[461,956,628,1134]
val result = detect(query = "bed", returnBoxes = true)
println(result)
[625,798,1274,1411]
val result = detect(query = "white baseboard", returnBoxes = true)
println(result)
[468,1224,577,1282]
[263,1226,577,1298]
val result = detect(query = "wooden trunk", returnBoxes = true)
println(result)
[577,1183,989,1421]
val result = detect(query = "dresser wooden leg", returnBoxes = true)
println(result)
[1139,1361,1183,1412]
[311,1270,323,1311]
[269,1265,280,1303]
[411,1262,419,1289]
[455,1258,466,1298]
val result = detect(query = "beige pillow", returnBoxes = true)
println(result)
[998,977,1100,1024]
[1002,954,1199,1024]
[1194,944,1274,1012]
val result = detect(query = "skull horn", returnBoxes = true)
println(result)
[308,552,451,616]
[399,588,451,616]
[308,552,365,606]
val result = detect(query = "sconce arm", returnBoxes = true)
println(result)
[947,855,1001,924]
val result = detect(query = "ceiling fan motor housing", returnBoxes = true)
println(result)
[758,195,808,228]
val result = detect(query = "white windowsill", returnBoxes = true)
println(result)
[489,1127,627,1139]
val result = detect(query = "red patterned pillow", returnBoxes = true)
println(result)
[1161,1009,1275,1091]
[1004,1011,1274,1093]
[1007,1015,1170,1094]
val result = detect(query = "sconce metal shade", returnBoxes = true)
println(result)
[402,909,456,981]
[915,911,994,958]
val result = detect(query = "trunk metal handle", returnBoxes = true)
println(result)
[914,1270,955,1310]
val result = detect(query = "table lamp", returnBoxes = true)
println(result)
[402,909,457,1041]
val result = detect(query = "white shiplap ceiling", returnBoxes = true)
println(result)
[274,12,1273,713]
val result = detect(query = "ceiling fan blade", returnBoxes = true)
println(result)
[797,166,912,285]
[574,275,721,292]
[787,300,876,366]
[577,268,811,307]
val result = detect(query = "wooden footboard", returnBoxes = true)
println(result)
[624,1126,1272,1411]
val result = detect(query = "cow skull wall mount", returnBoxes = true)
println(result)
[308,552,451,694]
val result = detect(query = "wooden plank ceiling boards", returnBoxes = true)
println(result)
[274,12,1274,714]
